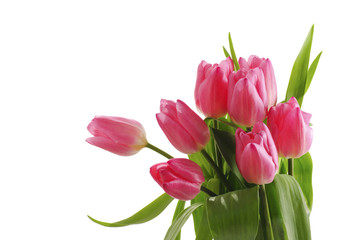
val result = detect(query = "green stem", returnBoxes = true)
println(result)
[146,143,174,159]
[288,158,294,176]
[208,118,239,129]
[260,185,274,240]
[201,186,217,197]
[246,127,252,132]
[201,150,233,191]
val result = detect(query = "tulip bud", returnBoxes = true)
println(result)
[156,99,210,154]
[235,122,278,185]
[150,158,205,200]
[86,116,147,156]
[238,55,277,109]
[267,97,313,158]
[228,68,268,127]
[194,57,234,118]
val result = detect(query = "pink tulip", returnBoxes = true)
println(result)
[235,122,278,185]
[150,158,205,200]
[267,97,313,158]
[86,116,147,156]
[194,57,234,118]
[238,55,277,109]
[228,68,268,127]
[156,99,210,154]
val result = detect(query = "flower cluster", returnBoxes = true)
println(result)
[86,54,313,200]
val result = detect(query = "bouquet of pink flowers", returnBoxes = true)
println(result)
[86,25,321,240]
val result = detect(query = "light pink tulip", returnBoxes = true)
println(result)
[195,57,234,118]
[238,55,277,109]
[156,99,210,154]
[235,122,278,185]
[86,116,147,156]
[228,68,268,127]
[267,97,313,158]
[150,158,205,200]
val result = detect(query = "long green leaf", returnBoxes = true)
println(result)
[88,193,173,227]
[223,46,231,58]
[211,128,246,188]
[228,32,240,70]
[294,153,313,211]
[191,178,220,234]
[195,209,213,240]
[305,51,322,93]
[172,200,186,240]
[285,25,314,107]
[266,175,311,240]
[164,203,204,240]
[206,186,260,240]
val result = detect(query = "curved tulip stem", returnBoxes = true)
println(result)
[288,158,294,176]
[146,143,174,159]
[260,185,274,240]
[208,118,239,129]
[201,150,233,191]
[201,186,217,197]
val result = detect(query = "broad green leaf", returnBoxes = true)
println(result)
[223,46,231,58]
[164,203,204,240]
[211,128,246,188]
[206,186,260,240]
[191,178,220,234]
[88,193,173,227]
[189,151,213,179]
[228,32,240,70]
[172,200,186,240]
[305,51,322,94]
[294,153,313,211]
[285,25,314,107]
[266,175,311,240]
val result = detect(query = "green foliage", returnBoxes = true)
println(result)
[88,193,173,227]
[164,203,204,240]
[172,201,186,240]
[206,186,260,240]
[294,153,313,211]
[228,32,240,70]
[266,175,311,240]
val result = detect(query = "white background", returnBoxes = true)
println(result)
[1,0,360,239]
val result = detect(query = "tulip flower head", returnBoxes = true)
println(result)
[267,97,313,158]
[156,99,210,154]
[86,116,147,156]
[235,122,278,185]
[228,68,268,127]
[238,55,277,109]
[195,57,234,118]
[150,158,205,200]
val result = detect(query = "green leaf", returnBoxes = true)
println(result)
[294,153,313,211]
[228,32,240,70]
[305,51,322,94]
[191,178,220,234]
[88,193,173,227]
[172,200,186,240]
[223,46,231,58]
[164,203,204,240]
[211,128,246,188]
[206,186,260,240]
[266,175,311,240]
[285,25,314,107]
[195,208,213,240]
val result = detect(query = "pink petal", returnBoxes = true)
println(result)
[168,158,205,184]
[176,100,210,149]
[86,137,140,156]
[156,112,198,154]
[259,58,277,108]
[163,180,201,200]
[160,99,177,120]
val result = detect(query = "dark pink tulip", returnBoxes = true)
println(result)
[267,97,313,158]
[156,99,210,154]
[195,57,234,118]
[238,55,277,109]
[150,158,205,200]
[228,68,268,127]
[235,122,278,185]
[86,116,147,156]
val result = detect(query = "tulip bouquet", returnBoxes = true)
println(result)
[86,25,321,240]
